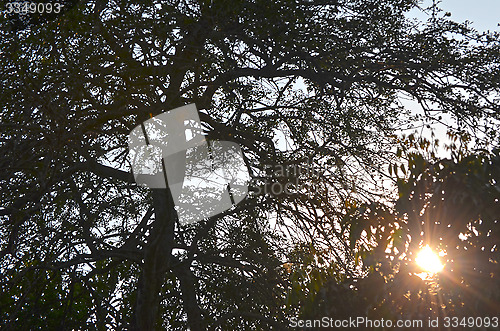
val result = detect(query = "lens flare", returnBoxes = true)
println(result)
[415,245,444,274]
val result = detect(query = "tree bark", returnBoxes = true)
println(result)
[132,189,175,330]
[174,260,205,331]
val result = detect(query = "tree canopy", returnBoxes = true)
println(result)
[1,0,499,329]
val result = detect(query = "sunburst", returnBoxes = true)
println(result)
[415,245,444,278]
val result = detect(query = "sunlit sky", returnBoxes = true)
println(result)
[279,0,499,153]
[401,0,500,153]
[441,0,500,32]
[411,0,500,32]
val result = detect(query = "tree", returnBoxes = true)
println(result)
[395,146,500,316]
[1,0,499,329]
[307,142,500,323]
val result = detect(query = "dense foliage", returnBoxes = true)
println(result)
[308,145,500,321]
[1,0,499,329]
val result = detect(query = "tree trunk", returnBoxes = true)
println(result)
[132,189,175,330]
[175,264,205,330]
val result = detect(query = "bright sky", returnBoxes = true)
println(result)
[281,0,500,153]
[402,0,500,152]
[440,0,500,32]
[411,0,500,32]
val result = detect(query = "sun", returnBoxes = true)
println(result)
[415,245,444,274]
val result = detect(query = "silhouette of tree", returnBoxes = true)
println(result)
[1,0,499,329]
[308,145,500,325]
